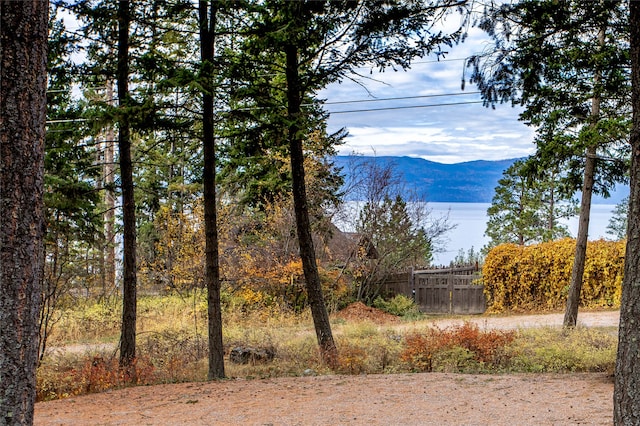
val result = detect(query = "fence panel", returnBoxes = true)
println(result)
[451,280,486,314]
[383,266,486,314]
[415,275,450,313]
[382,272,410,297]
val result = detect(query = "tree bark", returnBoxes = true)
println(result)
[117,0,138,369]
[104,79,116,299]
[613,2,640,423]
[0,1,48,423]
[285,43,338,367]
[199,0,225,380]
[563,26,604,328]
[563,144,596,327]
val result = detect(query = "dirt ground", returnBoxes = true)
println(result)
[35,372,613,425]
[35,310,620,425]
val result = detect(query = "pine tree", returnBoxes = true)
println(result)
[467,0,630,327]
[41,12,103,360]
[485,159,575,250]
[607,196,628,240]
[0,1,49,423]
[230,0,469,367]
[356,195,433,302]
[614,3,640,421]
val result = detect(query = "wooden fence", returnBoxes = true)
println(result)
[383,265,486,314]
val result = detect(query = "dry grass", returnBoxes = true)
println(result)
[37,293,618,401]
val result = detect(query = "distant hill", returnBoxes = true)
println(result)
[333,155,628,204]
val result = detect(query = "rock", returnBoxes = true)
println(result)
[229,346,275,365]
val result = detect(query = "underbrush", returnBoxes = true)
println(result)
[400,323,517,373]
[509,326,617,373]
[37,295,618,402]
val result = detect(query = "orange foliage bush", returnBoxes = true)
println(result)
[37,356,155,401]
[138,203,206,292]
[216,199,350,312]
[139,196,351,312]
[336,342,368,374]
[400,323,516,372]
[483,238,625,312]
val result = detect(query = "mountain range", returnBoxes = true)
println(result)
[333,155,628,204]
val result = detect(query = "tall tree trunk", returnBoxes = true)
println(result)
[104,79,117,298]
[547,177,555,234]
[563,26,604,328]
[613,2,640,423]
[117,0,137,369]
[285,43,338,367]
[563,144,596,326]
[0,1,48,423]
[199,0,225,380]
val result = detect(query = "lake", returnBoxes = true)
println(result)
[334,201,620,265]
[430,202,618,265]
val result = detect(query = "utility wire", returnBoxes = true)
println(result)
[322,91,480,105]
[46,118,90,124]
[47,98,486,122]
[328,100,485,114]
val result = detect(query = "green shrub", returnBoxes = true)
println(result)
[373,295,422,319]
[432,347,478,373]
[508,327,617,373]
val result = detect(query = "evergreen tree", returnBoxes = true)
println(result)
[68,0,205,289]
[198,0,225,380]
[230,0,469,365]
[41,12,103,359]
[485,159,575,250]
[66,0,209,368]
[614,2,640,421]
[0,1,49,422]
[356,195,432,302]
[467,0,630,327]
[607,196,628,240]
[116,0,138,371]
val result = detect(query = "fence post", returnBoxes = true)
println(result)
[410,266,415,302]
[448,268,453,314]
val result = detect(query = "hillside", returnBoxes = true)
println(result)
[334,155,518,203]
[334,155,629,204]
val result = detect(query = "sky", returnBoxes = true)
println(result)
[319,25,537,165]
[59,7,535,165]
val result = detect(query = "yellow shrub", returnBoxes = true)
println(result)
[483,238,625,312]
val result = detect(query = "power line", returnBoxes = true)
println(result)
[407,57,468,65]
[328,100,485,114]
[348,57,469,72]
[46,99,487,121]
[47,86,107,94]
[46,118,90,124]
[323,91,481,106]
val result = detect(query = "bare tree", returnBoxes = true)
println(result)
[345,156,454,301]
[0,1,49,423]
[103,79,117,298]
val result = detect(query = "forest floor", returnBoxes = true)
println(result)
[35,310,619,425]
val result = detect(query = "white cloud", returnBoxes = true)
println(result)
[337,122,535,163]
[319,23,537,164]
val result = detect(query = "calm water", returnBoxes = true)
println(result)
[430,202,618,265]
[334,201,619,265]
